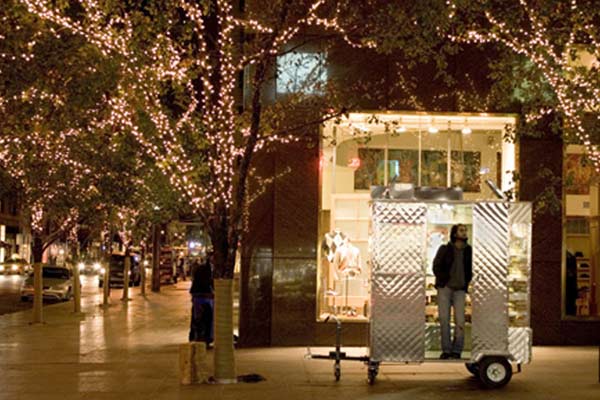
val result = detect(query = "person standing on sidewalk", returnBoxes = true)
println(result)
[433,224,472,360]
[188,254,214,344]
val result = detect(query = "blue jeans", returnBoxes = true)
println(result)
[189,297,214,343]
[437,287,465,354]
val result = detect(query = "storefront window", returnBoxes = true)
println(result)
[452,151,481,192]
[563,145,599,318]
[388,149,418,184]
[318,112,518,322]
[354,148,385,189]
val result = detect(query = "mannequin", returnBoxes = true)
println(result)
[333,237,361,315]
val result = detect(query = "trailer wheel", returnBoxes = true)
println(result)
[478,357,512,389]
[334,363,341,381]
[367,361,379,385]
[465,362,479,377]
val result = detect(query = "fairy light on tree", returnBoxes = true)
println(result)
[12,0,373,383]
[445,0,600,171]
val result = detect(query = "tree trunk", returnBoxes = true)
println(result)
[151,223,161,292]
[214,278,236,383]
[32,236,44,323]
[122,246,131,301]
[70,240,81,313]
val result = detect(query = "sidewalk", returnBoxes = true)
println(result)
[0,281,598,400]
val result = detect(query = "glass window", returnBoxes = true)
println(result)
[318,113,517,322]
[388,149,418,184]
[563,146,599,318]
[354,148,385,190]
[276,52,327,94]
[421,150,448,187]
[452,151,481,192]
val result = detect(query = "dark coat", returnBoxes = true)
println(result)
[433,241,472,291]
[189,261,213,298]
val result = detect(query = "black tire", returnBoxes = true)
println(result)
[478,357,512,389]
[334,363,341,381]
[465,362,479,377]
[21,296,28,302]
[99,280,103,288]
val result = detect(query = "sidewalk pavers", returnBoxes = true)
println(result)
[0,282,598,400]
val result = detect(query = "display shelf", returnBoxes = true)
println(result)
[575,257,593,316]
[507,220,531,328]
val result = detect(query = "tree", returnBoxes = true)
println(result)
[14,0,373,382]
[445,0,600,170]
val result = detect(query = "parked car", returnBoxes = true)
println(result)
[20,265,73,301]
[0,257,32,275]
[77,260,102,275]
[98,254,141,288]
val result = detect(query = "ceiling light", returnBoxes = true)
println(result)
[461,118,471,134]
[427,117,438,133]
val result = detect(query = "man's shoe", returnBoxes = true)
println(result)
[439,352,451,359]
[450,352,461,359]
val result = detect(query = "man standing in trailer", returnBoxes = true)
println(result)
[433,224,473,359]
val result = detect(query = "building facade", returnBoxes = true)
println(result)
[239,42,600,346]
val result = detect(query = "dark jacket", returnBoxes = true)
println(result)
[433,241,472,291]
[189,261,213,298]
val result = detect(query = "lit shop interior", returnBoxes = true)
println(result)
[317,112,520,326]
[563,145,599,318]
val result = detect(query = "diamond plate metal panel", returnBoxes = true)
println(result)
[508,203,533,328]
[370,201,427,362]
[508,327,532,364]
[472,202,510,359]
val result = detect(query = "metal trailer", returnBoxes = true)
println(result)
[311,200,533,389]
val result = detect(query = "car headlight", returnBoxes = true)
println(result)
[0,266,4,272]
[11,264,18,271]
[100,267,106,275]
[93,262,101,271]
[78,263,85,271]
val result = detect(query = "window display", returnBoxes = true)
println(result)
[354,148,385,190]
[451,151,481,192]
[421,150,448,187]
[318,112,518,322]
[563,145,599,318]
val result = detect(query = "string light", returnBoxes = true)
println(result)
[9,0,373,229]
[446,0,600,172]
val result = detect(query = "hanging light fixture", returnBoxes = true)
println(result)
[395,117,406,133]
[461,118,472,134]
[428,117,439,134]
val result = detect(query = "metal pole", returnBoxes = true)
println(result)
[122,250,130,301]
[73,260,81,313]
[33,262,43,323]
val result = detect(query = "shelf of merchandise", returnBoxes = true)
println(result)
[507,224,531,327]
[575,257,592,316]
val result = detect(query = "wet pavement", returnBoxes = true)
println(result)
[0,281,598,399]
[0,274,99,315]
